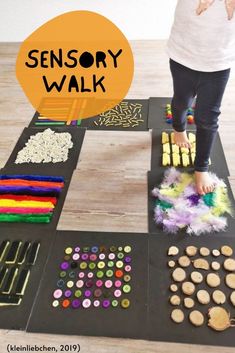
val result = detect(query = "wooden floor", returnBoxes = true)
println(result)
[0,42,234,353]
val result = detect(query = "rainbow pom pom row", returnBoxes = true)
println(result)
[165,104,195,125]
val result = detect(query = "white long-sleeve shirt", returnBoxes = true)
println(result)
[167,0,235,71]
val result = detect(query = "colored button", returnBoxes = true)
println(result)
[124,246,131,253]
[82,299,91,308]
[110,246,117,252]
[85,280,93,288]
[116,261,123,269]
[97,261,105,269]
[99,253,106,260]
[124,256,131,264]
[85,290,91,298]
[72,299,81,308]
[60,262,69,270]
[87,272,94,279]
[74,290,82,298]
[80,262,87,270]
[69,271,75,279]
[64,289,72,298]
[64,255,70,261]
[65,247,73,255]
[57,279,65,288]
[100,245,106,252]
[121,298,130,309]
[105,280,113,289]
[117,252,124,259]
[70,261,78,269]
[53,289,63,299]
[72,253,80,261]
[114,289,122,298]
[67,280,74,288]
[94,288,102,298]
[76,280,84,288]
[112,300,119,308]
[62,299,70,308]
[114,280,122,288]
[107,261,114,268]
[91,246,99,253]
[74,246,80,253]
[81,254,89,261]
[59,271,67,278]
[78,272,85,278]
[89,262,96,270]
[124,274,131,282]
[106,270,114,277]
[108,253,115,260]
[102,299,110,308]
[83,247,90,253]
[96,271,104,279]
[93,300,100,307]
[90,254,97,261]
[96,280,103,287]
[52,300,59,308]
[125,265,131,272]
[118,246,123,252]
[123,284,131,293]
[115,270,123,278]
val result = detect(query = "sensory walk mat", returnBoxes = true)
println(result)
[148,234,235,347]
[151,129,230,176]
[0,227,55,330]
[148,97,196,130]
[0,174,64,223]
[148,169,235,235]
[4,127,86,177]
[27,231,149,339]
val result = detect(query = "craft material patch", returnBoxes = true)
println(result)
[152,167,233,235]
[16,11,134,121]
[52,244,132,309]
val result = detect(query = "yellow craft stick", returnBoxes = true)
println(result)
[162,153,171,166]
[163,143,171,154]
[0,199,54,208]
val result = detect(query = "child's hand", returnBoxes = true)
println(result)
[196,0,215,16]
[225,0,235,20]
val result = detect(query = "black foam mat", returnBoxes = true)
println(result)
[148,233,235,347]
[148,97,196,131]
[27,231,149,339]
[4,127,86,178]
[0,227,56,330]
[79,99,149,131]
[148,169,235,235]
[151,129,230,176]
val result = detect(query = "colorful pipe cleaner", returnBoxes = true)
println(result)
[152,168,233,235]
[0,174,64,223]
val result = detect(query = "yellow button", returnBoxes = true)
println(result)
[65,247,73,255]
[124,246,131,253]
[116,261,123,269]
[97,261,105,269]
[67,280,74,288]
[121,298,130,309]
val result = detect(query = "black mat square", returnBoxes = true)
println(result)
[148,169,235,235]
[148,97,196,131]
[27,231,149,339]
[79,99,149,131]
[151,129,230,176]
[148,233,235,347]
[0,227,56,330]
[4,127,86,178]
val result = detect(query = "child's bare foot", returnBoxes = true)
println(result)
[195,171,215,195]
[173,130,191,149]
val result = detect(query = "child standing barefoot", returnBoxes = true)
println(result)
[167,0,235,195]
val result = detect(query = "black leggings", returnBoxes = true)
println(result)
[170,59,230,172]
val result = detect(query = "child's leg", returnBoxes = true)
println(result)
[170,59,198,148]
[194,68,230,194]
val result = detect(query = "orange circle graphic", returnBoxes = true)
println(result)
[16,11,134,121]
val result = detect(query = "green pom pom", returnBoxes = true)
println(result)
[203,192,216,207]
